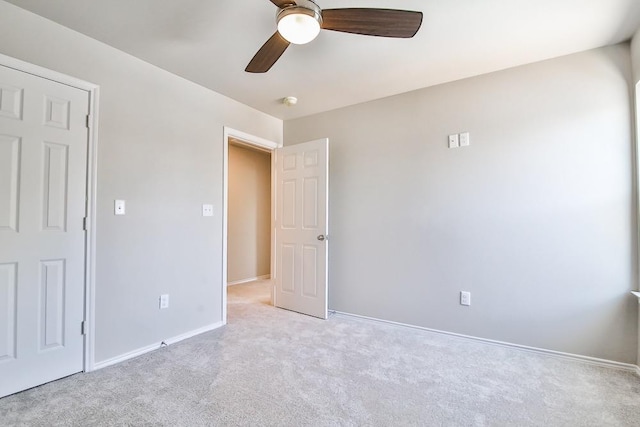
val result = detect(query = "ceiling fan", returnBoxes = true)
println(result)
[246,0,423,73]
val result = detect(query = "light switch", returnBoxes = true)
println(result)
[448,134,459,148]
[159,294,169,309]
[202,204,214,217]
[459,132,470,147]
[460,291,471,306]
[114,200,125,215]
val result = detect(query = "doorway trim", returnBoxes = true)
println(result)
[0,53,100,371]
[222,127,280,324]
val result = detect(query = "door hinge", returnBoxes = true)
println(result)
[81,321,87,336]
[86,114,92,128]
[82,217,87,231]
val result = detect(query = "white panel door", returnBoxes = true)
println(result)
[0,65,89,398]
[274,139,328,319]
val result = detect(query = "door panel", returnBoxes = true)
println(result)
[0,65,89,398]
[0,263,17,361]
[0,83,23,120]
[274,139,328,319]
[42,142,69,231]
[40,259,66,350]
[302,245,318,297]
[0,135,20,231]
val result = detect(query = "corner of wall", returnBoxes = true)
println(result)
[632,28,640,85]
[624,26,640,367]
[635,82,640,368]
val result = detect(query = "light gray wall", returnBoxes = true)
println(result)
[227,144,271,283]
[632,28,640,84]
[0,1,282,363]
[285,44,638,363]
[633,28,640,366]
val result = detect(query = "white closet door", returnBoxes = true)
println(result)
[0,64,89,398]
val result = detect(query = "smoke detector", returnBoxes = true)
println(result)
[283,96,298,107]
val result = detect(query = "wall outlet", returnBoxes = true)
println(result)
[202,204,214,217]
[459,132,470,147]
[159,294,169,309]
[460,291,471,306]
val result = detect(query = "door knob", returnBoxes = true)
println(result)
[317,235,326,241]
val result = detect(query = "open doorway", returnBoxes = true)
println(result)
[222,128,330,322]
[227,140,271,284]
[222,128,280,323]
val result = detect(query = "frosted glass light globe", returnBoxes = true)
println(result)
[277,9,321,45]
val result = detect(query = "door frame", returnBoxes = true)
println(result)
[222,127,280,324]
[0,53,100,372]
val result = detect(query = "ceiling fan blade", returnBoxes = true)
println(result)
[321,9,423,38]
[245,32,291,73]
[270,0,296,7]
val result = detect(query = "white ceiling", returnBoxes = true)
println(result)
[5,0,640,120]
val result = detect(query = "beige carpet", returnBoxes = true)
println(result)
[1,280,639,426]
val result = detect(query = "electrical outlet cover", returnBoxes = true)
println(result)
[202,204,214,217]
[459,132,470,147]
[160,294,170,309]
[114,200,126,215]
[460,291,471,306]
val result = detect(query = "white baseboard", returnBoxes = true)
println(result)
[227,275,270,286]
[92,322,224,371]
[332,311,639,373]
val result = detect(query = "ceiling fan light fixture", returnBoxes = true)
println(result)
[277,5,322,45]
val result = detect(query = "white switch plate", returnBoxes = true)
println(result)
[202,204,214,217]
[460,291,471,306]
[448,134,459,148]
[159,294,169,309]
[459,132,470,147]
[114,200,126,215]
